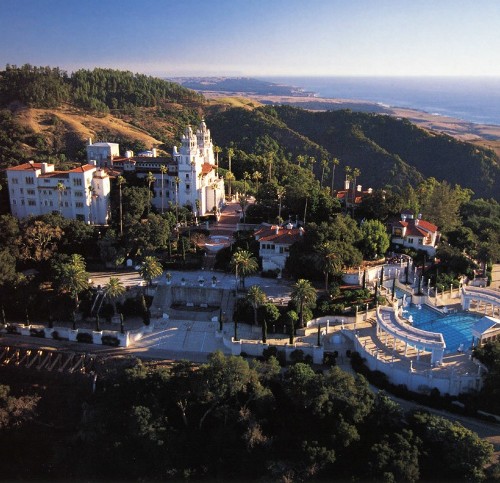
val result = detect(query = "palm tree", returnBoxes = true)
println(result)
[309,156,316,174]
[291,279,317,328]
[285,310,299,344]
[146,171,156,216]
[344,165,352,183]
[214,145,221,175]
[225,171,235,200]
[351,167,361,216]
[56,182,65,215]
[246,285,266,326]
[195,199,200,224]
[330,158,339,193]
[174,176,181,223]
[211,182,218,214]
[230,249,258,289]
[138,255,163,287]
[105,276,125,317]
[344,165,352,213]
[320,158,329,187]
[296,154,306,168]
[117,175,126,236]
[243,171,251,195]
[265,152,274,182]
[160,165,168,214]
[227,146,235,199]
[57,254,89,327]
[276,185,285,221]
[315,242,341,292]
[252,170,263,194]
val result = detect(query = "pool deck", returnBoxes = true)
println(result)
[324,318,480,378]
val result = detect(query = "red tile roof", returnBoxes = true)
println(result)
[201,163,214,175]
[415,219,438,232]
[396,219,438,234]
[7,162,44,171]
[255,225,303,245]
[68,165,95,173]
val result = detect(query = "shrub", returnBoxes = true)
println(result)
[323,351,337,366]
[261,269,280,279]
[6,324,19,335]
[101,335,120,346]
[29,328,45,338]
[262,346,278,361]
[276,350,287,367]
[76,332,93,344]
[290,349,305,364]
[100,302,114,321]
[120,297,143,317]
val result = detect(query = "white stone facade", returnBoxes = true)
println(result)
[391,212,439,256]
[6,161,110,225]
[255,224,304,273]
[98,121,225,216]
[169,121,225,215]
[86,141,120,167]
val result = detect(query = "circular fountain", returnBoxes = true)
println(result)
[204,235,231,252]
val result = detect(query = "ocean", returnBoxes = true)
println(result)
[260,76,500,126]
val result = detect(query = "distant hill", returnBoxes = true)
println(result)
[170,77,315,97]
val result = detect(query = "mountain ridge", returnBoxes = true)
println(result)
[0,65,498,200]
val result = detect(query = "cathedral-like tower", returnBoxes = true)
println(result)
[171,121,224,215]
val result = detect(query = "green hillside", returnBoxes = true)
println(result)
[207,105,498,198]
[0,65,498,200]
[272,106,498,198]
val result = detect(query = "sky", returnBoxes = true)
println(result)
[1,0,500,77]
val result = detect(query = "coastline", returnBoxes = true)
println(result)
[205,91,500,157]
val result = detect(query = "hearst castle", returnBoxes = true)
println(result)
[6,121,225,224]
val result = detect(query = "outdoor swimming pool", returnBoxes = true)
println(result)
[398,294,481,353]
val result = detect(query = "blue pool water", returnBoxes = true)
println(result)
[398,295,481,353]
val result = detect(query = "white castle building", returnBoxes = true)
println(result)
[170,121,225,215]
[6,161,110,225]
[87,120,225,217]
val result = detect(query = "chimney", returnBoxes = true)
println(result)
[152,147,157,157]
[299,227,304,236]
[41,162,48,174]
[344,179,350,190]
[88,137,92,145]
[357,184,362,192]
[275,226,279,235]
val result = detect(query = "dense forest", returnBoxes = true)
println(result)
[207,105,499,199]
[0,353,495,482]
[0,64,204,111]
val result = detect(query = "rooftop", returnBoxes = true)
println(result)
[255,224,304,244]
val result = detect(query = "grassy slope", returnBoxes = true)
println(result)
[3,94,498,199]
